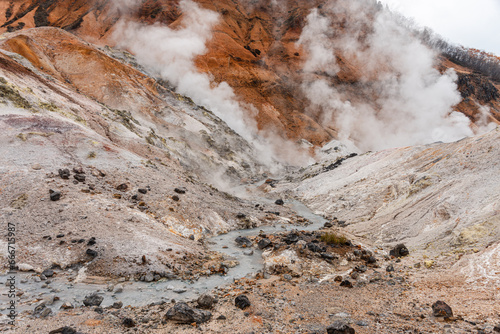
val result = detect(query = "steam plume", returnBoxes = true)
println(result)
[298,0,483,151]
[114,0,311,169]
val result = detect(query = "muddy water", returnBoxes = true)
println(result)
[0,200,327,314]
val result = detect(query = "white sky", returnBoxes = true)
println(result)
[379,0,500,56]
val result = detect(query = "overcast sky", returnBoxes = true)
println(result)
[379,0,500,56]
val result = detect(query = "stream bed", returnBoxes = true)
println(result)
[0,200,327,315]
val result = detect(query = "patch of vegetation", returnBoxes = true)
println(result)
[40,102,59,112]
[320,232,348,245]
[112,109,141,135]
[408,176,433,197]
[0,80,32,110]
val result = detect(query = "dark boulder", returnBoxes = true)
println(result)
[235,295,251,310]
[307,242,324,253]
[197,293,216,309]
[340,280,353,288]
[86,249,98,257]
[283,232,300,244]
[164,302,211,324]
[275,199,284,205]
[122,318,136,328]
[258,238,272,249]
[390,244,409,257]
[49,190,61,201]
[58,169,70,179]
[116,183,128,191]
[235,236,253,248]
[327,321,356,334]
[74,174,86,183]
[174,187,187,194]
[42,269,54,277]
[83,293,103,307]
[432,301,453,318]
[48,327,79,334]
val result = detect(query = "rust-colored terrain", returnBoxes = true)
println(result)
[0,0,498,146]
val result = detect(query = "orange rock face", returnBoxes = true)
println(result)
[0,0,498,146]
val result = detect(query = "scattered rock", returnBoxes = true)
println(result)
[58,169,70,179]
[144,273,154,282]
[307,242,324,253]
[275,199,284,205]
[172,195,180,201]
[340,280,353,288]
[386,265,394,272]
[122,318,136,328]
[197,293,216,309]
[60,302,74,310]
[83,293,104,307]
[321,253,337,261]
[49,327,78,334]
[49,190,61,201]
[217,315,227,320]
[236,213,246,219]
[494,325,500,332]
[114,284,124,293]
[284,232,300,244]
[164,302,212,324]
[138,188,148,194]
[87,237,96,246]
[235,236,253,248]
[86,249,98,257]
[173,288,187,294]
[283,274,292,280]
[389,244,409,257]
[94,307,103,314]
[32,163,42,170]
[258,238,272,249]
[116,183,128,191]
[111,301,123,309]
[327,320,356,334]
[235,295,251,310]
[174,187,187,194]
[73,167,84,174]
[42,269,54,277]
[324,221,333,228]
[243,249,254,256]
[432,301,453,318]
[74,174,86,182]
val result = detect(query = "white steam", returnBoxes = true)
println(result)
[114,0,311,169]
[298,0,477,151]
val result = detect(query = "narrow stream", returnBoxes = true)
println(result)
[1,200,327,315]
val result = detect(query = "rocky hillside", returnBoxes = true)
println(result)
[0,0,499,148]
[0,0,499,333]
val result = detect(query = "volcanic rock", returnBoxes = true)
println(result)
[122,318,136,328]
[390,244,409,257]
[49,190,61,201]
[235,295,251,310]
[164,302,212,324]
[327,321,356,334]
[197,293,216,309]
[48,327,78,334]
[432,301,453,318]
[58,169,70,179]
[235,236,253,248]
[258,238,272,249]
[83,293,103,307]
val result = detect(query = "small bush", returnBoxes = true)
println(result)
[320,233,347,245]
